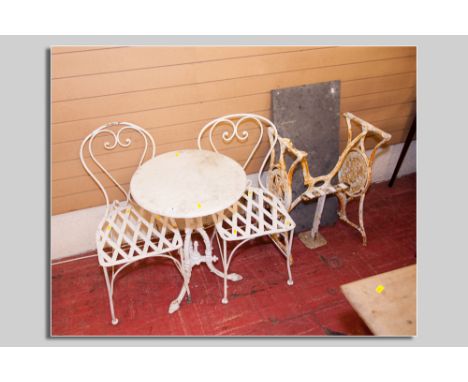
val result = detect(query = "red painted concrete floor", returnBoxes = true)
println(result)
[51,174,416,336]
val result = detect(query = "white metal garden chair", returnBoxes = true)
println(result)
[197,114,295,304]
[80,122,184,325]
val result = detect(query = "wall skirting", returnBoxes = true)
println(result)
[51,141,416,260]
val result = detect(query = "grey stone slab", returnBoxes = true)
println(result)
[271,80,341,233]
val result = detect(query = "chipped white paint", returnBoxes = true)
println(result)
[198,114,295,304]
[79,122,185,325]
[266,112,393,248]
[130,149,247,219]
[130,148,249,310]
[198,114,265,170]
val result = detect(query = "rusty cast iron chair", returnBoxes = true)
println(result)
[266,112,391,248]
[198,114,296,304]
[80,122,185,325]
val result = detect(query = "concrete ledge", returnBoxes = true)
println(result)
[51,141,416,260]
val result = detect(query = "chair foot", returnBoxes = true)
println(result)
[168,299,181,314]
[229,273,243,282]
[112,318,119,326]
[222,298,229,304]
[287,279,294,286]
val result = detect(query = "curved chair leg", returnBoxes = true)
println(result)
[337,191,367,246]
[221,239,229,304]
[358,194,367,246]
[216,237,248,305]
[286,230,294,286]
[336,191,348,221]
[102,266,118,325]
[269,231,294,286]
[217,230,294,304]
[207,228,242,282]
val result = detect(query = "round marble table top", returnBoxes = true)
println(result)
[130,149,247,219]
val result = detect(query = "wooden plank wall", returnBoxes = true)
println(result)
[51,46,416,215]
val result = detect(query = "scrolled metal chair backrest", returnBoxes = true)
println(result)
[197,113,279,190]
[80,122,156,212]
[335,112,392,196]
[341,112,391,166]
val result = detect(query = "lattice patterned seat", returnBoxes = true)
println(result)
[215,186,295,241]
[198,114,296,304]
[80,121,185,325]
[97,200,182,267]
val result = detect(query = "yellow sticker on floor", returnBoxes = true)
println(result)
[197,202,202,209]
[176,152,180,157]
[376,285,385,294]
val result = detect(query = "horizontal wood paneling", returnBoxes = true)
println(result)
[52,46,414,101]
[52,88,415,163]
[51,46,416,215]
[51,58,417,145]
[52,104,415,185]
[52,68,416,124]
[52,46,319,79]
[51,46,127,55]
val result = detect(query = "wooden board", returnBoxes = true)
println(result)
[272,80,340,232]
[341,264,416,336]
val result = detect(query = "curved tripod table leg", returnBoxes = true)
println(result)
[168,226,242,313]
[168,229,194,314]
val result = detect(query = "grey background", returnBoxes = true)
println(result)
[0,35,466,346]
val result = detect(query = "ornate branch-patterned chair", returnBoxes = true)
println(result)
[80,122,185,325]
[197,114,296,304]
[266,112,391,247]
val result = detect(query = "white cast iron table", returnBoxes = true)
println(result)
[130,149,247,313]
